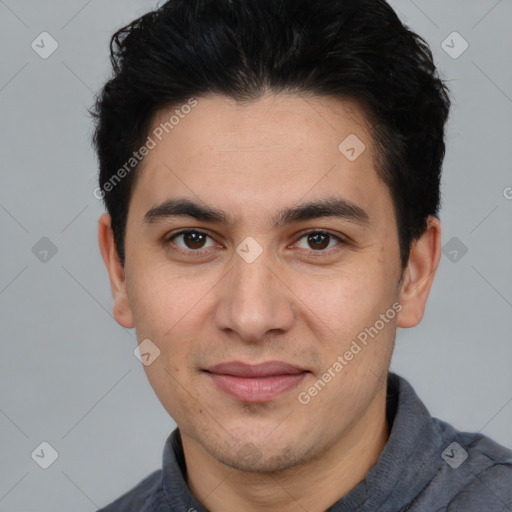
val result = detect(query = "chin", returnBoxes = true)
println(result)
[202,430,316,474]
[217,444,304,474]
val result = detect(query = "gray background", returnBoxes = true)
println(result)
[1,0,511,510]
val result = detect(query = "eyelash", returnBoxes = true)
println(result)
[164,229,347,256]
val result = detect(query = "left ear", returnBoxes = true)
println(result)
[397,216,442,328]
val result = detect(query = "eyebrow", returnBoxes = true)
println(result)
[143,197,370,228]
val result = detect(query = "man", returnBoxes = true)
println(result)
[93,0,512,510]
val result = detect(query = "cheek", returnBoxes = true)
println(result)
[292,256,392,338]
[142,356,206,429]
[127,263,210,335]
[127,269,215,385]
[130,272,207,416]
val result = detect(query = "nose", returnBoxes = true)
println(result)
[213,245,296,343]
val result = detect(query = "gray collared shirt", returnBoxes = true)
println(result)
[97,372,512,511]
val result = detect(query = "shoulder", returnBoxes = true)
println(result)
[97,469,164,512]
[431,419,512,511]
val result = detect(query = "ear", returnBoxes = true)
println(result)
[98,213,134,328]
[397,216,441,328]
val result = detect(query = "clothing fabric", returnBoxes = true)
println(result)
[97,372,512,511]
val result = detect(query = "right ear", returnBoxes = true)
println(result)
[97,213,134,328]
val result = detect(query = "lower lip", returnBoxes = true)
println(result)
[206,372,308,402]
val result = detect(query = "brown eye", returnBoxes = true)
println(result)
[182,231,207,249]
[168,230,215,251]
[296,231,345,252]
[307,232,329,250]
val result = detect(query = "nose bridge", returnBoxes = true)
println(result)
[233,247,273,307]
[214,239,295,340]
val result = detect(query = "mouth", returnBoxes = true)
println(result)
[203,361,310,403]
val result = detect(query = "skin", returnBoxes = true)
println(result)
[98,92,441,512]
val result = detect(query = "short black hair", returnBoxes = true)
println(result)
[92,0,451,270]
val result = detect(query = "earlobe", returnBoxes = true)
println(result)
[397,216,442,328]
[98,213,135,329]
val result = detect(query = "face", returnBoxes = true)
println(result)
[99,92,437,473]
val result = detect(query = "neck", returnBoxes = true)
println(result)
[182,386,389,512]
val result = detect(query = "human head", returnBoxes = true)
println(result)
[94,0,448,488]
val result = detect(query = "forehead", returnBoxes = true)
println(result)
[149,93,372,155]
[128,93,393,229]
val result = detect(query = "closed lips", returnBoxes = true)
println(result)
[205,361,307,377]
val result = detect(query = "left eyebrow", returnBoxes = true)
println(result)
[143,196,370,228]
[274,197,370,228]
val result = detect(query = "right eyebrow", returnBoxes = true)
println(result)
[143,198,230,225]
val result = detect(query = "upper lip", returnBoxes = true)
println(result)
[205,361,307,378]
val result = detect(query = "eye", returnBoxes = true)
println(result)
[165,228,347,256]
[166,229,217,252]
[295,230,345,252]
